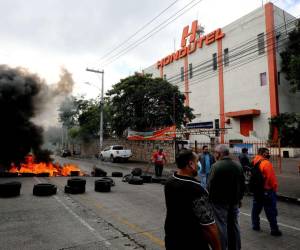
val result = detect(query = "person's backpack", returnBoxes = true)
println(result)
[249,159,265,196]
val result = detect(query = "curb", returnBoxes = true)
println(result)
[277,194,300,205]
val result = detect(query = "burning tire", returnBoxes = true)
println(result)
[36,172,50,177]
[33,183,57,196]
[65,178,86,194]
[0,172,18,177]
[111,172,123,177]
[95,179,111,192]
[141,175,152,183]
[122,174,132,182]
[131,168,142,176]
[20,173,36,177]
[101,177,115,186]
[128,176,143,185]
[0,182,22,197]
[94,168,107,177]
[70,171,80,176]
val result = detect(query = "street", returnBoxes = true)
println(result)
[0,157,299,250]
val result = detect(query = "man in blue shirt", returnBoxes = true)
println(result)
[199,145,215,188]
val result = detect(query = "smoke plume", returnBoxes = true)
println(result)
[32,67,74,128]
[0,65,44,168]
[0,65,74,169]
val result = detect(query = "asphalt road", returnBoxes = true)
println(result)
[0,157,299,250]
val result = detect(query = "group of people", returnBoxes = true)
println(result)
[163,145,281,250]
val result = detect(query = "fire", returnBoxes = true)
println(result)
[8,154,83,176]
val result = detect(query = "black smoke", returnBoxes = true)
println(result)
[0,65,45,169]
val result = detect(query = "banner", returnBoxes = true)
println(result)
[127,126,176,141]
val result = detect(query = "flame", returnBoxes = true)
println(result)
[8,155,83,176]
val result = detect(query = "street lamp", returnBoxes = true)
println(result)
[85,68,104,151]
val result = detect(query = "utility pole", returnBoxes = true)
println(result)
[86,68,104,151]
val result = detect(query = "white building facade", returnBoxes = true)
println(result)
[144,3,300,143]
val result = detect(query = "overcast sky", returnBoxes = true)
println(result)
[0,0,299,99]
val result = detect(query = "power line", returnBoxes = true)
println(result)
[164,16,298,83]
[102,0,204,66]
[171,25,299,89]
[99,0,179,62]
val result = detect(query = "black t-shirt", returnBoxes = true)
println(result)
[164,172,215,250]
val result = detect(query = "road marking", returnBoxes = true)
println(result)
[81,196,165,248]
[240,212,300,232]
[33,177,111,246]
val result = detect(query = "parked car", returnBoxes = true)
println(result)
[61,149,71,157]
[99,145,132,163]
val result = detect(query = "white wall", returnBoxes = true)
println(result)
[143,4,297,142]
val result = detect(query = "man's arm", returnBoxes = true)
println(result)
[151,153,156,163]
[192,194,221,249]
[201,223,221,250]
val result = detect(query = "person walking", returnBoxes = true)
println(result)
[208,144,245,250]
[199,145,215,188]
[239,147,252,194]
[251,147,282,236]
[238,147,251,172]
[151,148,167,177]
[164,150,221,250]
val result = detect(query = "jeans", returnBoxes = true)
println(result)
[200,173,208,189]
[251,190,279,232]
[154,164,163,177]
[212,204,241,250]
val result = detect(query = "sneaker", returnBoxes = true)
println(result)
[271,230,282,236]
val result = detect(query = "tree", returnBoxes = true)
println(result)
[269,113,300,147]
[280,19,300,92]
[58,96,112,142]
[107,73,194,136]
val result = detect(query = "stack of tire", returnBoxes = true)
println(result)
[94,178,113,192]
[0,182,22,197]
[33,183,57,196]
[127,168,144,185]
[0,172,18,177]
[65,178,86,194]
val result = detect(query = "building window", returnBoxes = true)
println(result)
[260,72,267,86]
[277,72,280,85]
[189,63,193,79]
[224,48,229,66]
[257,33,265,55]
[213,53,217,70]
[181,67,184,81]
[163,74,166,80]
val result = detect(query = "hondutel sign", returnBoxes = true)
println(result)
[156,20,225,69]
